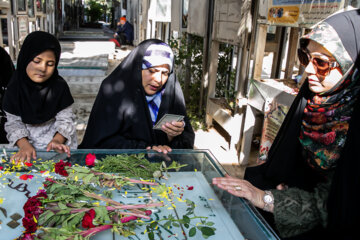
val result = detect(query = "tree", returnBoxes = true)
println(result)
[85,0,103,23]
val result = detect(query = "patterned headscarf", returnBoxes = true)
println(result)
[299,9,360,171]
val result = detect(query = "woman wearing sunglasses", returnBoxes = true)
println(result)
[213,9,360,239]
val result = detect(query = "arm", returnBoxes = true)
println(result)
[47,106,77,156]
[4,111,36,162]
[213,174,331,238]
[271,179,330,238]
[53,105,77,147]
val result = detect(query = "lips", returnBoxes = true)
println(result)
[149,85,160,91]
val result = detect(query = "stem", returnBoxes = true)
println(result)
[80,225,112,237]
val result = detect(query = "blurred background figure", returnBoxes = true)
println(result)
[113,16,134,46]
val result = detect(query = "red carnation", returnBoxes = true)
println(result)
[22,215,37,233]
[0,166,3,170]
[145,210,152,216]
[20,233,35,240]
[82,209,96,229]
[85,153,96,167]
[187,186,194,190]
[120,215,137,223]
[54,160,71,177]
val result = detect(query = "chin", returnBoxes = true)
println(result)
[308,86,324,94]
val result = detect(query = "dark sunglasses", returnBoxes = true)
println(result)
[297,48,340,76]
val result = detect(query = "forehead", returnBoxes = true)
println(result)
[34,50,56,59]
[307,40,334,58]
[151,64,170,72]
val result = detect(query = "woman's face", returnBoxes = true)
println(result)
[141,64,170,95]
[305,40,343,94]
[26,50,56,83]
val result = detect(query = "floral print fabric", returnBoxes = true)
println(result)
[299,66,360,170]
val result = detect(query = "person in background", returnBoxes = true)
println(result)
[2,31,77,163]
[79,39,194,152]
[213,9,360,239]
[113,16,134,46]
[0,46,15,144]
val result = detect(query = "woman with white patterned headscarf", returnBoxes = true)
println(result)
[79,39,194,152]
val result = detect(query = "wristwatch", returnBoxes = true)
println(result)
[263,190,274,212]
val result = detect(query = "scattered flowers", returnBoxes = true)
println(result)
[7,154,214,240]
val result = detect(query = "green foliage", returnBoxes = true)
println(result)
[169,33,205,130]
[216,43,237,104]
[169,34,237,130]
[85,0,103,23]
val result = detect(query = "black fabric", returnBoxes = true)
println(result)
[324,9,360,63]
[2,31,74,124]
[245,10,360,239]
[0,47,15,143]
[79,39,194,149]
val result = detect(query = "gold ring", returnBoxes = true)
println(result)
[235,186,242,191]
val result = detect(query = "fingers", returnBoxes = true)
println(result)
[161,121,184,137]
[149,145,172,154]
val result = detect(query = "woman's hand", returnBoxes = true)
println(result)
[46,133,70,157]
[11,138,36,163]
[161,121,185,142]
[146,145,172,154]
[212,175,270,211]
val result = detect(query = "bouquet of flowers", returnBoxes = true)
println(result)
[17,154,216,240]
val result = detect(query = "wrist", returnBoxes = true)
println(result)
[262,190,274,212]
[16,138,31,148]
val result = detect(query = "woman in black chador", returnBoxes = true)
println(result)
[213,9,360,239]
[80,39,194,152]
[0,46,15,143]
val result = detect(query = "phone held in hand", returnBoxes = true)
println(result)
[153,114,184,130]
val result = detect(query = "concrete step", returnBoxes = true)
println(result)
[69,82,101,97]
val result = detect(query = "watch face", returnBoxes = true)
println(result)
[264,194,273,203]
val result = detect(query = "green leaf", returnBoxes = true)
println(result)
[199,226,215,237]
[150,221,158,229]
[189,227,196,237]
[184,223,189,229]
[172,222,180,227]
[83,173,94,184]
[148,231,154,240]
[163,221,171,229]
[205,221,215,226]
[182,215,190,224]
[58,202,67,210]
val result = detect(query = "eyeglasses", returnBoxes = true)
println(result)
[297,48,340,76]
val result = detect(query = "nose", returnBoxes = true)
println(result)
[305,61,317,75]
[153,71,164,83]
[38,62,47,72]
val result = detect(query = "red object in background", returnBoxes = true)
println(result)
[25,162,33,167]
[109,38,121,47]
